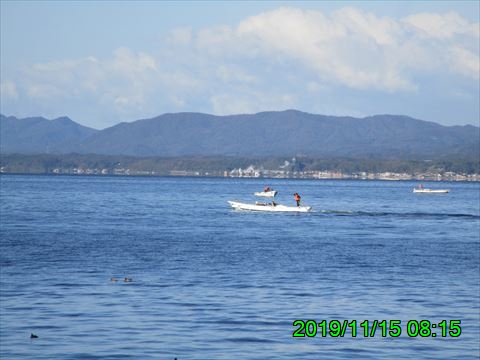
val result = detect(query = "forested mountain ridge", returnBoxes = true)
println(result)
[0,114,96,154]
[1,110,478,159]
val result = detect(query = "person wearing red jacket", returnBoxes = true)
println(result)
[293,193,301,207]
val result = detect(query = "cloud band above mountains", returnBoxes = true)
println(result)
[1,6,479,129]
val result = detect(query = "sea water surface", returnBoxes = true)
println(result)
[0,175,479,359]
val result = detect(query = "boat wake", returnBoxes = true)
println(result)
[319,209,479,220]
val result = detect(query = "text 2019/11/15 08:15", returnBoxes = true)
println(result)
[292,319,462,338]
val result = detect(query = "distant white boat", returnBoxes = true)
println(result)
[413,188,450,194]
[228,200,312,213]
[254,190,277,197]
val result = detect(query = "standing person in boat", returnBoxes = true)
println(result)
[293,193,301,207]
[264,186,271,192]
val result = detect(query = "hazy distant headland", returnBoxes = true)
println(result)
[1,110,479,180]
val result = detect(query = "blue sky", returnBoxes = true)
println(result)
[1,1,479,129]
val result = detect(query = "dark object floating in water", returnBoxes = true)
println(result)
[30,333,38,339]
[110,277,133,282]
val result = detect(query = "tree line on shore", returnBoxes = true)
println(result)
[1,153,478,176]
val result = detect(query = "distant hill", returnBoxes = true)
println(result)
[1,110,478,159]
[0,114,97,154]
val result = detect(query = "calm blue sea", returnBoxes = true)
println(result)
[0,175,479,359]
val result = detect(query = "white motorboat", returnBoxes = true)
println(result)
[228,200,312,213]
[413,188,450,194]
[253,190,277,197]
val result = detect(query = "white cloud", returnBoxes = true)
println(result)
[26,83,63,99]
[210,92,296,115]
[196,25,235,47]
[334,6,403,46]
[403,12,479,39]
[112,47,158,74]
[216,64,257,84]
[19,49,163,116]
[166,27,193,45]
[2,6,478,127]
[12,7,480,98]
[210,94,254,115]
[169,95,186,109]
[235,6,479,91]
[448,45,480,79]
[306,81,327,93]
[1,80,18,100]
[236,7,417,91]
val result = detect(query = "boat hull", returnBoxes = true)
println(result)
[228,201,312,212]
[413,189,450,193]
[254,190,277,197]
